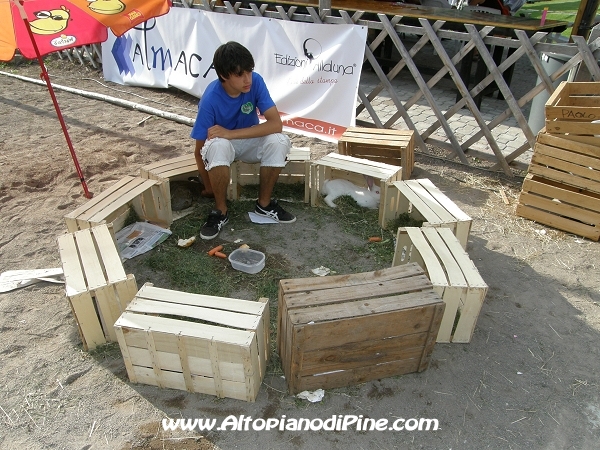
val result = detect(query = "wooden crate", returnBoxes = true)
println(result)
[231,147,311,203]
[114,284,270,402]
[338,127,415,179]
[64,176,170,233]
[57,224,138,350]
[140,147,312,206]
[392,227,488,343]
[278,264,444,394]
[140,154,201,221]
[516,133,600,240]
[311,153,403,228]
[545,81,600,147]
[386,179,472,249]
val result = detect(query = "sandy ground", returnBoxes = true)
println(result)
[1,59,600,450]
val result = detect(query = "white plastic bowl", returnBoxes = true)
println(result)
[228,248,265,274]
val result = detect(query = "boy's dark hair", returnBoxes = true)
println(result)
[213,41,255,82]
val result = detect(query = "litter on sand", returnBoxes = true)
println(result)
[311,266,331,276]
[0,268,64,293]
[296,389,325,403]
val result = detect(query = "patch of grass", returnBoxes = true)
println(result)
[142,185,427,298]
[520,1,584,37]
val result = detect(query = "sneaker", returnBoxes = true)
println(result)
[255,199,296,223]
[200,209,229,240]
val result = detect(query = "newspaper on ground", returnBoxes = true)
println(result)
[115,222,172,260]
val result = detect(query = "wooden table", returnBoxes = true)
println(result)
[262,0,569,33]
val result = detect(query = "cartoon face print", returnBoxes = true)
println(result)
[87,0,126,15]
[29,7,70,35]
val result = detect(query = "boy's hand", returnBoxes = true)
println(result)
[207,125,230,140]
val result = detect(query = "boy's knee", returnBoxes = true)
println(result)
[203,138,235,170]
[261,134,291,166]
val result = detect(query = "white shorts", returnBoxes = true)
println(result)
[201,133,291,171]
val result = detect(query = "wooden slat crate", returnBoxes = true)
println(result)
[545,81,600,147]
[311,152,403,228]
[516,133,600,240]
[392,227,488,343]
[114,284,270,402]
[231,147,311,203]
[64,176,170,233]
[140,147,312,206]
[278,264,444,395]
[57,224,138,350]
[140,154,201,221]
[386,179,472,249]
[338,127,415,179]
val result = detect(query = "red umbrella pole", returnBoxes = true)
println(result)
[20,16,93,199]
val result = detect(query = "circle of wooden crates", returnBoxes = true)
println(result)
[57,129,489,401]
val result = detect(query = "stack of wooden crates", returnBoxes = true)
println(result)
[516,82,600,241]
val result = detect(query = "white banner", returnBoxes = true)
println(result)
[102,9,366,141]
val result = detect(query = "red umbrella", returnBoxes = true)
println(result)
[0,0,171,198]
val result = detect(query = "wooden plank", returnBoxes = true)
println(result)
[284,275,432,310]
[519,191,600,226]
[127,298,261,330]
[57,233,87,295]
[243,338,258,402]
[114,275,138,312]
[453,288,487,343]
[419,179,472,222]
[69,292,105,350]
[515,204,600,240]
[437,286,463,343]
[421,228,467,287]
[87,178,159,224]
[280,263,425,295]
[319,152,399,171]
[419,302,445,371]
[522,177,600,212]
[289,290,441,325]
[532,152,600,181]
[91,225,127,283]
[141,155,196,178]
[146,329,165,388]
[177,334,193,392]
[126,345,246,382]
[403,228,449,286]
[537,133,600,159]
[533,143,600,171]
[257,297,270,374]
[74,229,106,290]
[299,332,428,375]
[115,325,137,382]
[64,176,134,224]
[208,339,224,398]
[294,357,421,394]
[296,299,438,351]
[438,228,487,289]
[116,312,255,347]
[131,366,251,401]
[94,286,119,341]
[136,284,265,315]
[528,164,600,195]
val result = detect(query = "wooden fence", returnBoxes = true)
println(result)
[60,0,600,176]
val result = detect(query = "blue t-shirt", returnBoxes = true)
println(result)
[190,72,276,141]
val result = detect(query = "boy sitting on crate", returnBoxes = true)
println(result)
[191,41,296,240]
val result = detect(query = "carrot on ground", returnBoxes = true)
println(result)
[214,251,227,258]
[368,236,382,242]
[208,245,224,256]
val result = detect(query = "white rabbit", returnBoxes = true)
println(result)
[320,177,381,209]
